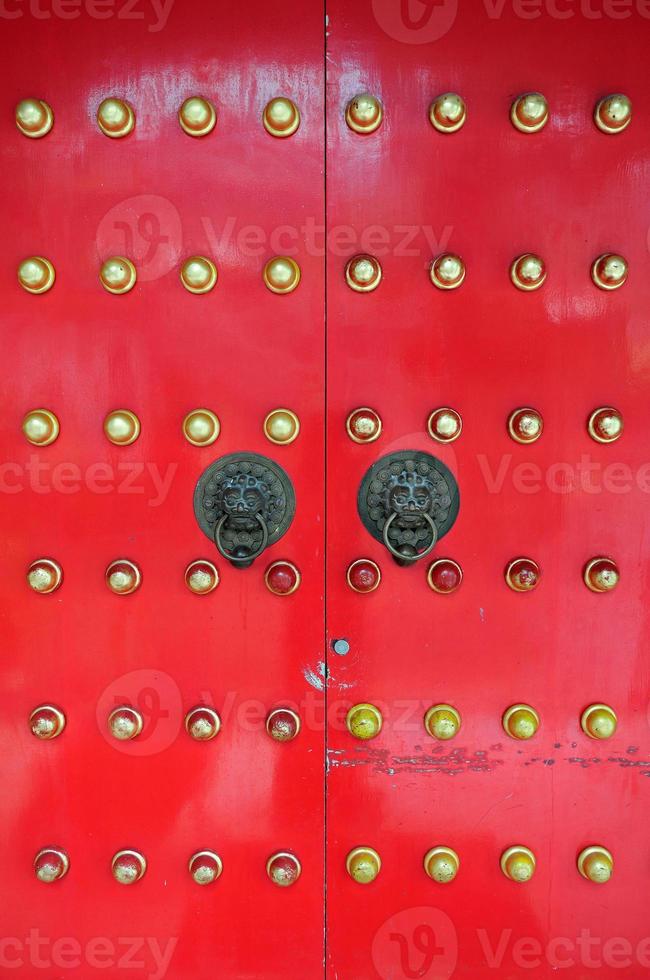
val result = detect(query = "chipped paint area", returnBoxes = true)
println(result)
[302,661,327,691]
[327,745,650,776]
[327,745,505,776]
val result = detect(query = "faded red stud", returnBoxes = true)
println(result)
[505,558,540,592]
[265,560,301,596]
[346,559,381,594]
[583,557,619,593]
[346,407,382,443]
[266,851,301,886]
[427,559,463,594]
[266,708,301,742]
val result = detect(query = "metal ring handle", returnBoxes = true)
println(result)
[382,511,438,563]
[214,512,269,564]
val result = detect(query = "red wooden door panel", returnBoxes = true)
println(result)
[0,2,325,977]
[326,3,650,978]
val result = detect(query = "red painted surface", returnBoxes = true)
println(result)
[3,1,650,978]
[326,3,650,978]
[0,2,325,977]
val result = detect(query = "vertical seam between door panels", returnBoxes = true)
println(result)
[323,0,329,976]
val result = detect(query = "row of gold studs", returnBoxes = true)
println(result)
[350,557,620,594]
[348,406,624,444]
[31,847,303,886]
[23,556,620,597]
[19,405,625,448]
[28,701,619,743]
[26,558,301,596]
[29,704,300,742]
[345,702,618,742]
[16,252,631,294]
[345,845,617,885]
[14,93,633,140]
[28,844,618,886]
[21,408,299,446]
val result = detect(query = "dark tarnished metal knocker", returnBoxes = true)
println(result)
[193,453,295,568]
[358,451,460,566]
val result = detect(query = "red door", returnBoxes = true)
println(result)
[326,2,650,978]
[3,1,650,978]
[1,2,324,977]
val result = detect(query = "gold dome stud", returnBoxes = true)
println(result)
[595,94,632,134]
[180,256,218,294]
[583,557,619,593]
[189,850,223,885]
[429,93,466,133]
[99,256,137,295]
[501,846,536,883]
[503,704,540,740]
[578,845,613,883]
[263,97,301,138]
[511,92,549,133]
[581,703,617,740]
[346,847,381,884]
[97,98,135,138]
[184,560,219,595]
[424,846,460,883]
[345,254,382,292]
[427,558,463,595]
[185,706,221,741]
[591,253,628,291]
[15,98,54,138]
[18,256,55,294]
[424,704,461,740]
[34,847,69,883]
[346,703,383,741]
[27,559,63,595]
[587,407,623,444]
[108,706,143,741]
[263,256,301,294]
[345,93,383,134]
[112,849,147,884]
[430,253,466,290]
[505,557,540,592]
[105,559,142,595]
[508,407,543,444]
[103,410,140,446]
[179,96,217,137]
[428,408,462,443]
[266,851,301,886]
[182,408,220,446]
[30,705,66,739]
[346,407,382,443]
[23,409,59,446]
[264,408,300,445]
[510,254,546,291]
[266,708,301,742]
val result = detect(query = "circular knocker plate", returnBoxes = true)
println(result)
[357,451,460,564]
[193,453,295,566]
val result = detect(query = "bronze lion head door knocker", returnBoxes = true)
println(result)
[193,453,295,568]
[357,451,460,566]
